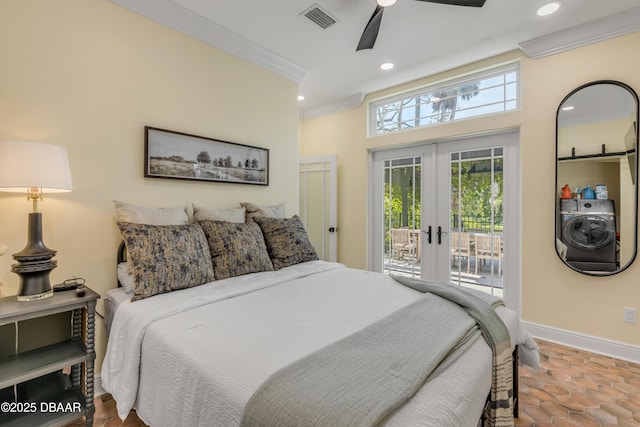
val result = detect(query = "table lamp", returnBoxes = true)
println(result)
[0,140,73,301]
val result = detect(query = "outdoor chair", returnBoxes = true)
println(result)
[474,233,503,275]
[391,228,411,261]
[450,231,472,273]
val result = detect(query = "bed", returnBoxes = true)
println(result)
[101,203,539,427]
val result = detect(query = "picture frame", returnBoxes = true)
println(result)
[144,127,269,186]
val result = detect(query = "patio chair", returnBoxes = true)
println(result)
[451,231,472,273]
[391,228,411,261]
[474,233,503,275]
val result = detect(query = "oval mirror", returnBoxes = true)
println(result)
[556,81,639,275]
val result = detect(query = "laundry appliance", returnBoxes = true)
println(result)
[559,199,617,272]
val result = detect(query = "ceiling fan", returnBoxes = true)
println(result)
[356,0,487,51]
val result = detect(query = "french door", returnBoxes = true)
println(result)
[369,132,520,309]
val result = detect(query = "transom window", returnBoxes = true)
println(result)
[370,63,519,136]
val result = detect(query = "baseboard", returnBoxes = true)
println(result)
[94,374,106,397]
[522,321,640,364]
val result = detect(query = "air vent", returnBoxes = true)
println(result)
[301,4,338,29]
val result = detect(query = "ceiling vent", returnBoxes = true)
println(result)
[301,4,338,29]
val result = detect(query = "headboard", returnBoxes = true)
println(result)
[117,241,127,264]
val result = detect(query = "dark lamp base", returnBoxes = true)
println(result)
[11,212,58,302]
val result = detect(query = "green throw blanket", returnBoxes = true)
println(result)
[241,276,514,427]
[392,276,514,427]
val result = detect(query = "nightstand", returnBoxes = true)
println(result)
[0,286,99,427]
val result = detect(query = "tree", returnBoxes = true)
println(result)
[375,83,481,133]
[197,151,211,164]
[251,159,259,169]
[430,83,479,123]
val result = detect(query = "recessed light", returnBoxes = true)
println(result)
[537,2,560,16]
[298,95,305,101]
[380,62,394,71]
[377,0,398,6]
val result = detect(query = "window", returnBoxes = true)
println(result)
[370,64,519,136]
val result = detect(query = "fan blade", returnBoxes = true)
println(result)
[415,0,486,7]
[356,5,384,51]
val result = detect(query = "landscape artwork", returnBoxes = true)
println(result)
[144,127,269,186]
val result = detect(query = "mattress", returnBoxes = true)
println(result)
[102,261,538,427]
[103,287,130,337]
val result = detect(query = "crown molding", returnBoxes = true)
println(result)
[519,6,640,59]
[109,0,308,83]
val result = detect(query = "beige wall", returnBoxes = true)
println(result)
[300,33,640,347]
[0,0,299,369]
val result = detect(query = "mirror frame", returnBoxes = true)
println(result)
[555,80,639,276]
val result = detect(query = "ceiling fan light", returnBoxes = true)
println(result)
[376,0,398,7]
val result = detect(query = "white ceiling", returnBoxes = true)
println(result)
[110,0,640,118]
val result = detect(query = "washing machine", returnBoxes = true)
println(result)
[559,199,617,271]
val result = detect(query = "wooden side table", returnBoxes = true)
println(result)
[0,286,99,426]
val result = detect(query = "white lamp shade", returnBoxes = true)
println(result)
[0,140,73,193]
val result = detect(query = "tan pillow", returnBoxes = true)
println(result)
[192,204,245,223]
[114,200,188,225]
[240,202,285,222]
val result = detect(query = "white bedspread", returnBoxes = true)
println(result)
[101,261,536,427]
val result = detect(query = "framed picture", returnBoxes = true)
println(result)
[144,127,269,186]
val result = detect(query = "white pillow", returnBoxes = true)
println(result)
[192,204,245,223]
[113,200,188,225]
[240,202,286,221]
[117,262,134,294]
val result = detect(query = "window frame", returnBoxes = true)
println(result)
[368,62,520,137]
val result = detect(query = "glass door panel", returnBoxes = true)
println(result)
[449,147,504,297]
[383,157,422,277]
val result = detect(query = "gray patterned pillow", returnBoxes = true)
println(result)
[254,215,318,270]
[117,222,215,301]
[198,220,274,280]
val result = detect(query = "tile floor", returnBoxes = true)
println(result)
[68,339,640,427]
[516,340,640,427]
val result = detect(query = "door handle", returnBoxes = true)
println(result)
[437,226,442,245]
[328,227,336,233]
[422,226,432,244]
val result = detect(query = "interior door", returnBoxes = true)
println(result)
[369,131,520,308]
[299,155,338,262]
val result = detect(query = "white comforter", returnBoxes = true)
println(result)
[102,261,536,427]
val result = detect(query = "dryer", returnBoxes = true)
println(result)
[559,199,617,272]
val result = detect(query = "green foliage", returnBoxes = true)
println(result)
[384,157,503,238]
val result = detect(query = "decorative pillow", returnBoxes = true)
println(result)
[240,202,286,222]
[114,200,190,273]
[192,204,245,223]
[117,222,215,301]
[198,220,273,280]
[114,200,189,225]
[254,215,318,270]
[116,262,134,294]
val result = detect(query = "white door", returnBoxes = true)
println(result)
[299,155,338,262]
[369,132,520,311]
